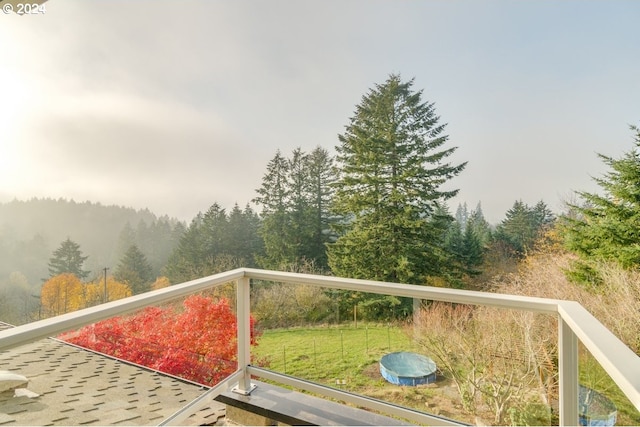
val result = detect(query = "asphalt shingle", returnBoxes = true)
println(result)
[0,325,225,426]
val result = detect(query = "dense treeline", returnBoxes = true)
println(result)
[0,198,184,324]
[0,198,183,283]
[0,75,561,325]
[164,203,262,284]
[3,76,638,425]
[253,146,336,271]
[2,77,636,332]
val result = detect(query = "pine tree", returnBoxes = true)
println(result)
[114,244,154,295]
[444,220,465,262]
[461,222,484,269]
[306,146,338,268]
[164,213,207,283]
[201,203,229,258]
[444,206,484,282]
[495,201,535,256]
[532,200,555,231]
[253,150,291,268]
[468,202,492,247]
[563,125,640,269]
[48,238,90,279]
[328,74,466,287]
[227,203,263,265]
[254,147,337,270]
[287,147,315,262]
[495,200,555,257]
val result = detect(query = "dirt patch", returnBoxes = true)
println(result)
[362,362,381,380]
[358,364,478,424]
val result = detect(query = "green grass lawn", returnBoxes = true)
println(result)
[252,324,640,426]
[251,323,472,423]
[253,323,418,388]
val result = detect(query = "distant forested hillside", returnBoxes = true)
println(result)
[0,198,185,287]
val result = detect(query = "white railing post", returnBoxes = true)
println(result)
[233,275,256,395]
[558,316,579,426]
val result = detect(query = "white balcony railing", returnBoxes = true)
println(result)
[0,268,639,426]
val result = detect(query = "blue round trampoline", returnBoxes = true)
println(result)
[379,351,437,386]
[579,385,617,426]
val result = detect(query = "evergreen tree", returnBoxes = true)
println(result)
[116,223,136,262]
[455,203,469,228]
[468,202,492,247]
[287,148,315,262]
[495,200,536,256]
[494,200,554,257]
[444,219,465,262]
[164,213,207,283]
[254,147,337,270]
[461,222,484,269]
[227,203,263,265]
[243,204,265,262]
[145,217,179,276]
[201,203,230,258]
[48,238,90,279]
[253,150,291,268]
[532,200,556,231]
[164,202,262,284]
[328,74,466,288]
[306,146,338,268]
[114,244,154,295]
[562,125,640,269]
[444,205,484,282]
[135,219,152,258]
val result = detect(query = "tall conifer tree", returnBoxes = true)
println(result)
[563,125,640,269]
[253,150,291,268]
[495,200,554,257]
[114,244,154,295]
[306,146,337,268]
[328,74,466,287]
[48,238,90,279]
[254,147,336,270]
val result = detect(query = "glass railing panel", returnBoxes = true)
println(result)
[0,276,242,426]
[579,342,640,426]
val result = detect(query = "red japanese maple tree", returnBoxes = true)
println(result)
[59,295,260,386]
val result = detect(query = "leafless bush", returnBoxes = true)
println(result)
[490,247,640,354]
[414,303,551,424]
[251,282,332,329]
[251,260,333,329]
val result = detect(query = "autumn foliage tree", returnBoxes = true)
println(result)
[40,274,132,316]
[83,276,132,307]
[151,276,171,290]
[41,273,84,316]
[59,295,260,386]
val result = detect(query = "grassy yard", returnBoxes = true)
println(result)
[253,323,418,387]
[252,323,476,424]
[252,324,640,426]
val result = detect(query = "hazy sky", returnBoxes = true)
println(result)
[1,1,639,224]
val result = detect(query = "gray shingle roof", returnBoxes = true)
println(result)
[0,322,225,426]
